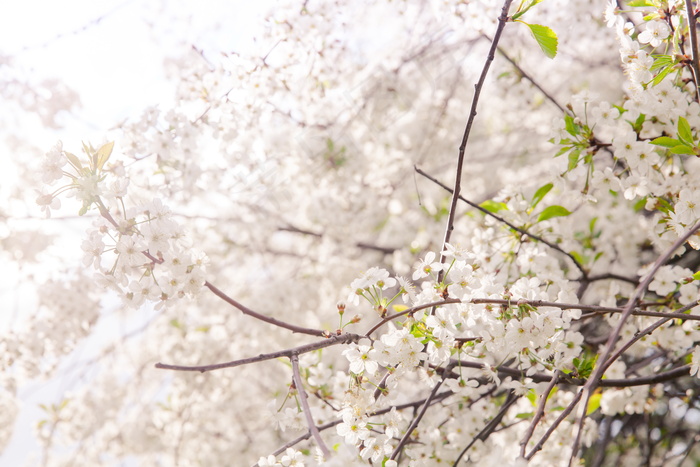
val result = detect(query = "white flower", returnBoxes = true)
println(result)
[280,448,304,467]
[342,344,379,375]
[690,347,700,378]
[257,455,280,467]
[638,20,670,48]
[676,188,700,225]
[413,251,443,280]
[35,190,61,218]
[336,415,370,445]
[41,141,66,184]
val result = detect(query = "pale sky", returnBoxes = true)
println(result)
[0,1,272,463]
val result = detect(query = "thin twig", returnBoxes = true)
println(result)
[525,389,584,460]
[291,354,330,457]
[155,333,360,372]
[416,166,589,279]
[520,371,561,458]
[437,0,515,281]
[494,41,567,113]
[390,362,455,459]
[453,392,520,465]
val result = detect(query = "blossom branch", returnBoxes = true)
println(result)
[569,219,700,464]
[155,332,360,372]
[471,297,700,321]
[416,165,589,279]
[437,0,515,280]
[253,390,454,466]
[290,354,330,458]
[363,298,462,337]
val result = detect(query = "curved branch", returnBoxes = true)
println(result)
[205,281,327,337]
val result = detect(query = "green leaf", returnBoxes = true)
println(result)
[511,0,544,21]
[531,183,553,208]
[693,271,700,281]
[554,145,572,157]
[524,23,558,59]
[564,115,579,136]
[677,117,694,146]
[479,200,508,213]
[650,136,683,148]
[586,393,601,415]
[627,0,654,6]
[650,64,675,86]
[670,144,695,155]
[567,149,581,171]
[537,205,571,222]
[650,55,674,72]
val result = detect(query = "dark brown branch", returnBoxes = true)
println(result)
[472,298,700,322]
[204,281,327,337]
[291,354,330,457]
[155,332,360,372]
[685,0,700,102]
[437,0,515,281]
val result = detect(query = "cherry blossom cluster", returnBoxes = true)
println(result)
[37,140,207,309]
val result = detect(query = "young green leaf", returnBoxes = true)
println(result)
[537,205,571,222]
[677,117,694,147]
[531,183,553,208]
[524,23,558,59]
[650,136,683,148]
[480,200,508,213]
